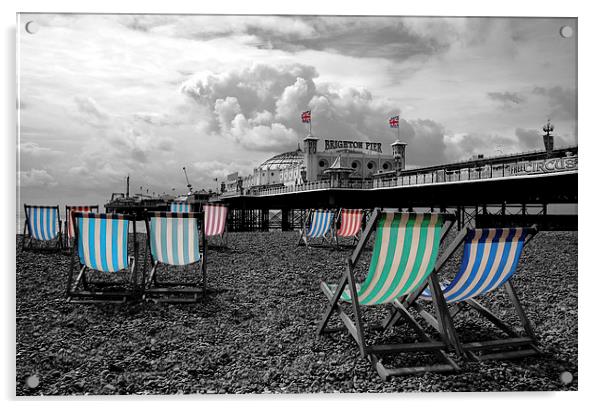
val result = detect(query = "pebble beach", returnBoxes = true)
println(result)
[16,230,578,395]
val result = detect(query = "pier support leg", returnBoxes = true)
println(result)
[282,209,290,232]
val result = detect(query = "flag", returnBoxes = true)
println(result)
[389,115,399,128]
[301,110,311,123]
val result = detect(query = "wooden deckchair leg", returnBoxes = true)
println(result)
[391,299,460,371]
[21,222,28,251]
[427,272,463,355]
[464,298,519,338]
[72,265,87,291]
[504,280,536,339]
[346,259,367,358]
[317,273,349,335]
[66,244,77,296]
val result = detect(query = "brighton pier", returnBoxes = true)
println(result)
[216,132,577,232]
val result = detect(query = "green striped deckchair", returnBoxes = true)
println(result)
[317,209,459,380]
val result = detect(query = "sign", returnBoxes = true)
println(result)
[226,172,239,181]
[324,139,382,153]
[514,156,577,174]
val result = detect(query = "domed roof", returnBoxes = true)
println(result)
[258,148,304,171]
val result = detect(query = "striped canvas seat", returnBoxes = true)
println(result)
[332,212,445,305]
[148,213,201,266]
[66,206,98,241]
[337,209,363,237]
[318,210,460,379]
[421,228,530,303]
[307,210,334,238]
[25,205,59,241]
[170,202,192,213]
[75,213,130,272]
[204,204,227,237]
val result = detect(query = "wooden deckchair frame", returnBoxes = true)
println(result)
[333,208,366,248]
[317,209,460,380]
[22,204,63,252]
[142,211,208,303]
[204,204,229,249]
[383,225,540,361]
[66,213,139,304]
[297,208,336,248]
[64,205,99,249]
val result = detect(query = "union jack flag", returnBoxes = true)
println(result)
[301,110,311,123]
[389,115,399,128]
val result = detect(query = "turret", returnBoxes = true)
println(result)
[303,133,319,182]
[391,140,407,172]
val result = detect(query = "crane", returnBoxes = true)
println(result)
[182,167,193,194]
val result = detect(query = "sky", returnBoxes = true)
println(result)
[17,14,577,208]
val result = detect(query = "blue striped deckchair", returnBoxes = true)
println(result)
[66,212,138,303]
[317,209,459,380]
[170,202,192,213]
[385,226,540,361]
[22,204,63,251]
[298,209,335,247]
[142,212,207,302]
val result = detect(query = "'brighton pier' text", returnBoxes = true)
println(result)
[324,140,382,153]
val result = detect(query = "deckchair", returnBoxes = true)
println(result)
[317,210,459,380]
[66,212,138,303]
[203,204,228,248]
[335,209,364,247]
[22,204,63,252]
[384,226,540,361]
[64,205,99,248]
[142,211,207,302]
[170,202,192,213]
[297,209,335,247]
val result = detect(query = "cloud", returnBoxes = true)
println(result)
[180,62,465,163]
[444,132,517,161]
[19,142,60,158]
[532,86,577,120]
[18,168,58,188]
[74,96,109,122]
[515,128,541,149]
[487,91,525,105]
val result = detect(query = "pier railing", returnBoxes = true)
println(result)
[229,153,577,198]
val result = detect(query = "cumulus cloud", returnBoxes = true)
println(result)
[179,62,463,163]
[18,168,58,188]
[74,96,109,123]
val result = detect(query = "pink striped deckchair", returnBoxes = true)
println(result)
[65,205,99,248]
[203,204,228,247]
[335,209,364,246]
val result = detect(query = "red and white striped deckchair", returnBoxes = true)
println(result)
[335,209,364,246]
[65,205,99,248]
[203,204,228,247]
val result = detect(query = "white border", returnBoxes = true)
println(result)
[3,1,597,409]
